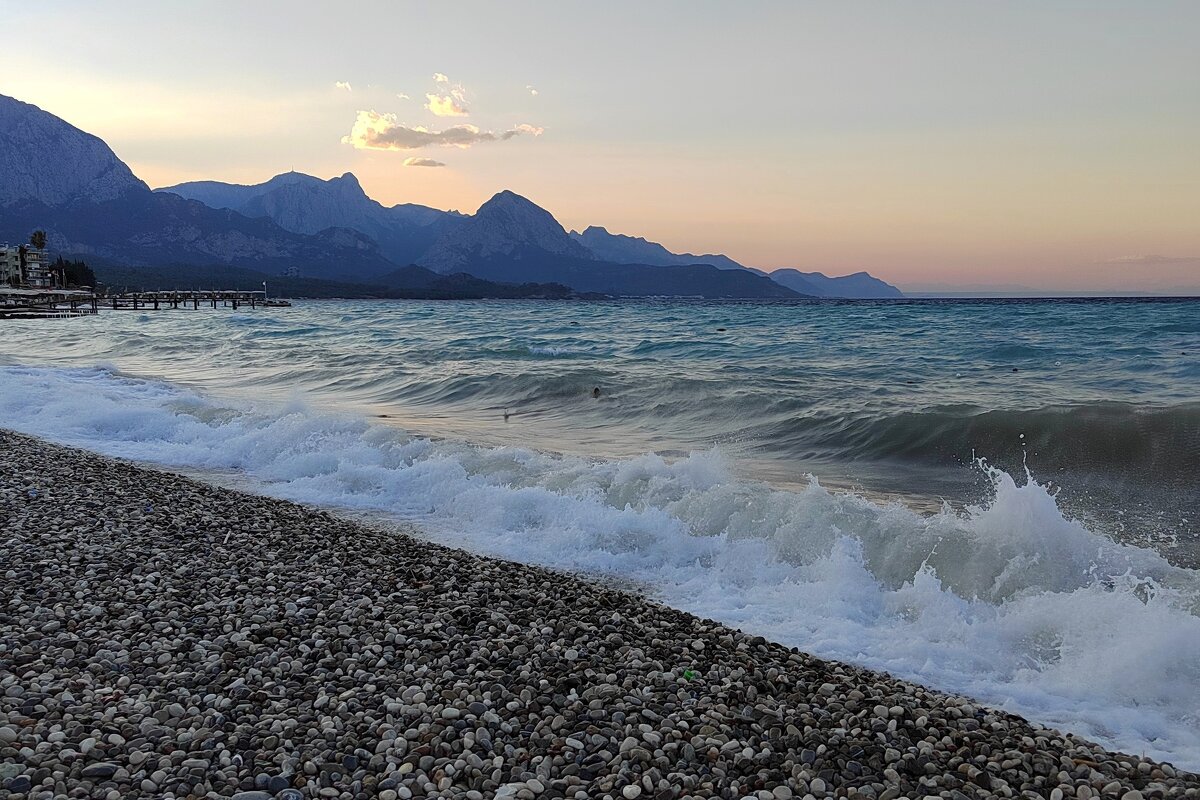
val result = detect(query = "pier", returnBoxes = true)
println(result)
[0,289,291,318]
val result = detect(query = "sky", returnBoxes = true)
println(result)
[1,0,1198,293]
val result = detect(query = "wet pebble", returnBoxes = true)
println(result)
[0,429,1195,799]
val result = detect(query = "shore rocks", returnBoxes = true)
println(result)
[1,429,1197,799]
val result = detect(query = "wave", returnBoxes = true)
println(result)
[1,364,1198,768]
[525,344,592,358]
[780,403,1200,475]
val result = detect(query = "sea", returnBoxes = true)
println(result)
[1,297,1197,768]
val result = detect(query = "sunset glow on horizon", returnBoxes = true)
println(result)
[2,0,1197,292]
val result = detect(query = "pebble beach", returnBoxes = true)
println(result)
[1,429,1196,800]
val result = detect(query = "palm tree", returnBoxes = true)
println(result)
[29,230,47,250]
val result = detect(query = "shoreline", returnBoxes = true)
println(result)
[1,429,1196,799]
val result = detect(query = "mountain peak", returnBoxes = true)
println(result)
[473,191,584,242]
[478,189,537,213]
[260,170,324,189]
[0,93,148,206]
[419,190,594,273]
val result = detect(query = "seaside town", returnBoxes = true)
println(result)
[0,231,95,317]
[0,231,284,318]
[1,235,57,290]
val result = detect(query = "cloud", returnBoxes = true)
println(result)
[334,81,352,92]
[397,93,410,100]
[425,92,469,117]
[342,111,544,150]
[1101,254,1200,266]
[404,157,446,168]
[526,85,539,96]
[507,123,545,138]
[433,73,449,83]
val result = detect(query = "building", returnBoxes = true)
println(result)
[0,244,53,288]
[21,247,51,288]
[0,247,19,287]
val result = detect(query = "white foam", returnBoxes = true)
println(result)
[3,364,1199,768]
[525,344,587,357]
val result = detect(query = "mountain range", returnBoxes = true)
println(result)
[156,171,455,267]
[569,226,902,298]
[1,94,902,299]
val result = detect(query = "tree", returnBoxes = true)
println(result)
[29,230,47,250]
[53,256,96,288]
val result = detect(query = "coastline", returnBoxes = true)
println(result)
[1,429,1196,800]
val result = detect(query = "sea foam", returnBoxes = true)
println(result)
[2,364,1198,768]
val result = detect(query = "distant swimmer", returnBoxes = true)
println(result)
[592,386,601,398]
[503,408,511,422]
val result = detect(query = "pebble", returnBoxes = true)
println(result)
[0,430,1195,800]
[80,762,119,779]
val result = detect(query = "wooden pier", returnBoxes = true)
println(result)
[69,290,290,312]
[1,289,291,318]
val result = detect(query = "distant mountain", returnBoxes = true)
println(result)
[158,172,456,265]
[571,223,903,298]
[770,269,903,299]
[1,92,898,299]
[0,192,397,281]
[375,265,582,299]
[417,192,800,298]
[418,190,595,273]
[0,94,397,281]
[449,249,803,298]
[0,96,147,206]
[571,226,747,271]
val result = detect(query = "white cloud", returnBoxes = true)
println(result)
[397,93,410,100]
[404,157,446,167]
[433,73,449,83]
[334,81,352,92]
[508,123,545,137]
[342,110,544,150]
[425,92,469,117]
[526,85,539,96]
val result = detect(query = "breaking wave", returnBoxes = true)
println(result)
[1,364,1198,769]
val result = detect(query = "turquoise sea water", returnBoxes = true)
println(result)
[4,297,1197,549]
[1,297,1198,766]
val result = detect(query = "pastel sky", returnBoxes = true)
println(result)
[2,0,1198,292]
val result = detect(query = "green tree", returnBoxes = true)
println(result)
[29,230,47,250]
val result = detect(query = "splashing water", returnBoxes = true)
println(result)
[1,363,1198,768]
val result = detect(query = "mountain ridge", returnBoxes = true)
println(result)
[158,171,454,266]
[160,171,902,298]
[0,95,147,205]
[770,268,904,299]
[0,95,399,280]
[417,190,595,274]
[2,92,899,298]
[571,226,748,272]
